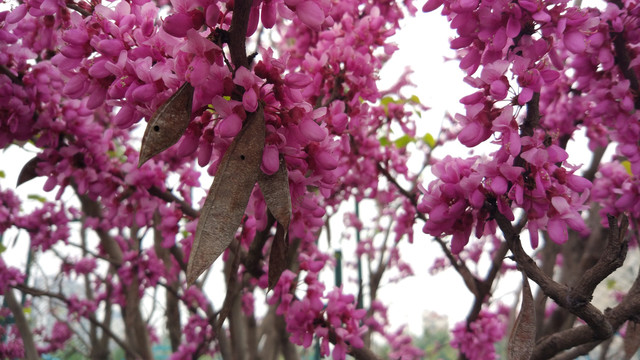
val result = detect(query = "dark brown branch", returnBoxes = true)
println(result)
[569,215,628,306]
[377,162,482,297]
[434,236,481,298]
[520,92,540,137]
[148,186,198,218]
[376,163,418,207]
[216,241,243,332]
[152,214,182,351]
[466,240,510,323]
[77,191,124,263]
[14,284,138,357]
[532,273,640,360]
[0,64,22,85]
[582,145,607,182]
[229,0,252,68]
[492,209,613,341]
[66,2,92,17]
[5,288,39,360]
[548,340,601,360]
[327,327,382,360]
[243,213,276,278]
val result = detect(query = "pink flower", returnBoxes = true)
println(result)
[299,118,327,142]
[295,1,324,31]
[564,31,587,53]
[217,113,243,138]
[163,13,193,38]
[261,144,280,175]
[451,309,507,360]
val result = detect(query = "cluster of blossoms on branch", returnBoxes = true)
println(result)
[420,0,640,252]
[0,0,431,358]
[415,0,640,355]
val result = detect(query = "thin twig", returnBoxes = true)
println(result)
[0,64,22,85]
[14,284,138,358]
[66,2,92,17]
[147,186,198,218]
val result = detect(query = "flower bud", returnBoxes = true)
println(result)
[163,13,192,38]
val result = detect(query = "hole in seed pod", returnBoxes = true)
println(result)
[240,155,245,160]
[153,125,160,132]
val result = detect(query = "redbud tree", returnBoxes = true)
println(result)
[1,0,639,359]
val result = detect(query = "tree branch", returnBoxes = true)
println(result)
[229,0,252,69]
[14,284,138,358]
[377,162,482,297]
[569,215,628,307]
[66,2,92,17]
[0,64,22,85]
[148,186,198,219]
[376,163,418,207]
[492,208,613,340]
[520,92,541,137]
[548,340,601,360]
[5,288,39,360]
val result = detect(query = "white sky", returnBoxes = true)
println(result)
[376,11,484,332]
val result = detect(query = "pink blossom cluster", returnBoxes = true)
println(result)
[418,132,591,252]
[0,258,24,295]
[0,186,72,274]
[60,256,98,277]
[417,0,640,253]
[36,321,73,355]
[0,187,21,233]
[14,201,71,251]
[592,162,640,225]
[385,327,426,360]
[0,315,24,359]
[268,268,368,359]
[170,315,214,359]
[450,308,508,360]
[117,250,167,288]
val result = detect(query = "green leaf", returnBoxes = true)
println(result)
[23,307,31,314]
[380,96,397,116]
[622,160,633,175]
[0,170,5,178]
[380,96,395,107]
[423,133,436,148]
[27,194,47,203]
[0,243,7,254]
[379,137,391,147]
[394,134,414,148]
[409,94,421,104]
